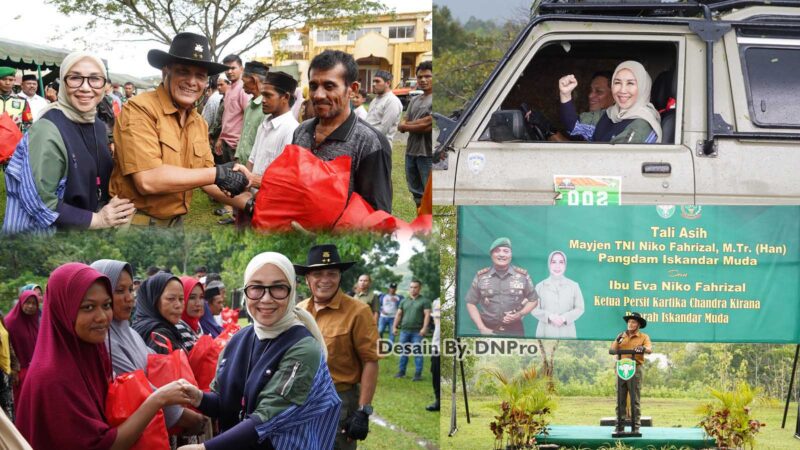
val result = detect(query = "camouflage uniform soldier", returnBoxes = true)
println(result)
[465,237,538,336]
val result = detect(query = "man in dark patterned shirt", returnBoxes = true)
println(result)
[292,50,392,212]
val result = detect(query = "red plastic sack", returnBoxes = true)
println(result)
[410,214,432,233]
[106,370,170,450]
[187,335,222,392]
[334,192,399,232]
[220,307,239,326]
[0,113,23,164]
[251,145,351,231]
[214,323,241,348]
[146,332,198,388]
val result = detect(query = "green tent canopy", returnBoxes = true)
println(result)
[0,37,72,70]
[108,72,157,90]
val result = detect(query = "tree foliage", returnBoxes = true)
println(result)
[48,0,385,59]
[0,230,409,313]
[409,236,439,300]
[433,5,526,116]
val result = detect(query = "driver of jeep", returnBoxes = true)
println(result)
[524,71,614,142]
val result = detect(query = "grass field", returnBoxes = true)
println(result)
[363,352,440,449]
[439,390,799,450]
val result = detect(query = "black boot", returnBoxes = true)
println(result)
[426,402,440,411]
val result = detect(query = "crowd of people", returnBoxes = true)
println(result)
[1,31,433,233]
[0,242,440,449]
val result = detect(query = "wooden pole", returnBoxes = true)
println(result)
[460,348,470,423]
[36,65,43,97]
[782,344,799,429]
[448,354,458,436]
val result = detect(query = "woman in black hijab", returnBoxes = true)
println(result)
[132,272,189,354]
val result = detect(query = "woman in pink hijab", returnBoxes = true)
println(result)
[5,290,40,404]
[15,263,195,450]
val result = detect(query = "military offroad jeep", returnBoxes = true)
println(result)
[434,0,800,205]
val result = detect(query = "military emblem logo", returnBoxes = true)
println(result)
[467,153,486,175]
[616,359,636,381]
[656,205,675,219]
[193,44,204,59]
[681,205,702,220]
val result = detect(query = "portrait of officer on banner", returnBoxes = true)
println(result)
[465,237,538,336]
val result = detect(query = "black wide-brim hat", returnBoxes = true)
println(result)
[294,244,356,276]
[147,32,228,76]
[623,312,647,329]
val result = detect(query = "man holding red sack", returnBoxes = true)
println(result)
[295,244,379,450]
[291,50,392,213]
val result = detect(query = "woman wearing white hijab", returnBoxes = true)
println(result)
[531,251,585,339]
[557,60,662,144]
[179,252,340,450]
[3,51,135,233]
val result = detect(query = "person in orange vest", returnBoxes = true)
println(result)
[0,67,33,133]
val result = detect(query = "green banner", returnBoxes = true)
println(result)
[456,206,800,343]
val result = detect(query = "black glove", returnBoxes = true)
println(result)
[634,345,645,354]
[343,410,369,441]
[244,197,256,216]
[215,162,248,197]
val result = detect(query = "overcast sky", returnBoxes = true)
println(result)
[4,0,432,77]
[434,0,531,23]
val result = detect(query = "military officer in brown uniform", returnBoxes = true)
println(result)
[465,237,538,336]
[610,311,652,434]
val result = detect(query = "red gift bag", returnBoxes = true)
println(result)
[0,113,23,164]
[105,370,170,450]
[410,214,432,233]
[251,145,351,231]
[220,307,239,326]
[214,323,241,349]
[187,335,222,392]
[146,332,198,388]
[334,192,400,232]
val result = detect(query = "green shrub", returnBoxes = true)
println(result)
[696,381,766,449]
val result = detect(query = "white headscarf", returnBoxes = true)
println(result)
[606,60,662,143]
[547,250,567,281]
[243,252,327,359]
[38,51,107,124]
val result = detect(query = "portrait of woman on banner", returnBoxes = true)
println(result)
[531,250,585,338]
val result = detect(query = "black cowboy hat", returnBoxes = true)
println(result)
[623,312,647,329]
[294,244,356,276]
[147,32,228,76]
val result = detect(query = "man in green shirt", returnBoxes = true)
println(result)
[393,279,431,381]
[234,61,268,165]
[352,274,379,322]
[220,61,267,225]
